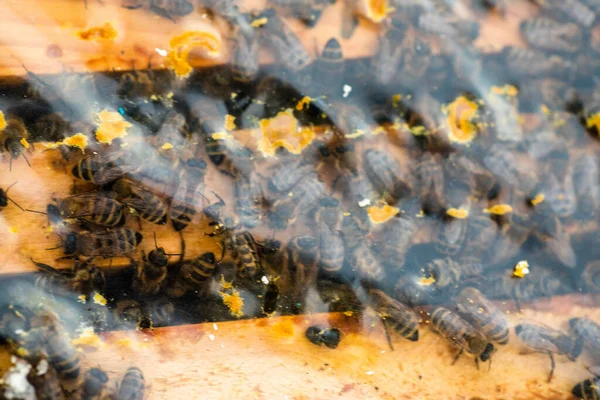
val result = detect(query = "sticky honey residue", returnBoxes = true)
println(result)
[160,142,174,150]
[446,208,469,219]
[367,204,399,224]
[95,110,131,144]
[445,96,479,144]
[490,85,518,97]
[251,17,268,28]
[19,138,29,149]
[257,110,315,156]
[92,292,107,306]
[484,204,513,215]
[271,320,295,338]
[77,22,118,41]
[167,30,222,78]
[295,96,312,111]
[418,276,436,286]
[0,111,6,131]
[587,112,600,134]
[531,193,545,206]
[513,260,530,278]
[224,114,236,131]
[72,327,103,348]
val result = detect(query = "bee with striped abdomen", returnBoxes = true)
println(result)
[79,367,109,400]
[464,212,498,259]
[61,228,143,258]
[363,148,412,202]
[313,38,345,97]
[43,322,81,384]
[515,323,578,382]
[235,173,265,229]
[27,361,66,400]
[222,230,265,280]
[116,367,144,400]
[267,159,315,195]
[33,258,106,297]
[204,134,254,178]
[456,287,510,345]
[286,235,320,301]
[425,257,483,294]
[520,17,583,53]
[374,210,418,271]
[305,325,342,349]
[168,252,216,297]
[55,193,125,227]
[431,307,494,368]
[369,289,419,350]
[268,173,326,230]
[1,116,31,170]
[347,241,385,282]
[72,153,128,186]
[434,212,468,256]
[573,154,600,217]
[316,223,345,276]
[414,151,444,213]
[231,27,260,83]
[269,0,334,27]
[170,158,207,232]
[502,46,574,80]
[572,376,600,400]
[583,261,600,293]
[113,299,151,330]
[535,0,595,28]
[570,318,600,362]
[133,235,176,297]
[371,17,409,86]
[310,196,342,231]
[112,178,169,225]
[541,149,577,218]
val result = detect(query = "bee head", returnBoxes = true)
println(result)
[0,189,7,208]
[480,342,494,362]
[84,368,109,396]
[200,252,216,265]
[569,318,581,333]
[261,239,281,255]
[64,233,77,255]
[5,138,23,160]
[148,247,168,267]
[514,325,523,336]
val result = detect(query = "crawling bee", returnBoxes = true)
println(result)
[116,367,145,400]
[33,258,106,297]
[310,196,343,231]
[431,307,494,368]
[425,257,482,292]
[60,228,143,258]
[133,235,176,296]
[286,235,320,300]
[347,241,385,282]
[570,318,600,361]
[520,17,583,53]
[583,261,600,293]
[235,173,265,229]
[515,323,578,382]
[456,287,510,345]
[43,322,81,383]
[0,116,31,170]
[502,46,574,80]
[203,134,254,178]
[268,173,326,230]
[122,0,193,21]
[170,158,207,232]
[414,151,444,213]
[464,212,498,259]
[443,152,495,202]
[371,18,409,86]
[316,223,345,276]
[534,0,595,28]
[374,211,418,271]
[27,360,66,400]
[169,252,216,297]
[262,281,280,315]
[112,178,169,225]
[573,154,600,217]
[530,212,577,268]
[54,193,125,227]
[72,153,127,186]
[363,149,412,202]
[113,299,151,330]
[313,38,345,97]
[541,149,577,218]
[572,376,600,400]
[305,325,342,349]
[231,27,260,83]
[80,367,109,400]
[414,12,480,43]
[369,289,419,350]
[434,213,468,256]
[267,159,315,194]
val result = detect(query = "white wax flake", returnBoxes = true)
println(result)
[213,323,218,331]
[209,334,215,341]
[261,276,269,285]
[358,199,371,208]
[366,371,374,375]
[342,84,352,98]
[155,48,168,56]
[2,357,35,400]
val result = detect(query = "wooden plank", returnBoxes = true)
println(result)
[0,296,593,399]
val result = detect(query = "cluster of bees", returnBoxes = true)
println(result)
[0,0,600,397]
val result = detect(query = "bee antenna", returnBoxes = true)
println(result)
[8,198,23,211]
[22,153,31,168]
[25,208,47,215]
[210,190,225,205]
[5,182,18,193]
[153,232,159,249]
[9,158,12,172]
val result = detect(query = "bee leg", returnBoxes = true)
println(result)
[475,357,480,370]
[380,317,394,351]
[451,349,464,365]
[547,352,555,382]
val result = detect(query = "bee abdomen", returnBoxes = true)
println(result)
[116,367,144,400]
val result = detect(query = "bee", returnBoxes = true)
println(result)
[316,278,362,314]
[222,230,265,280]
[573,154,600,216]
[268,0,334,27]
[122,0,193,21]
[27,361,66,400]
[482,144,537,195]
[443,153,495,203]
[531,212,577,268]
[313,38,345,97]
[268,160,315,194]
[425,257,482,291]
[316,223,345,276]
[542,149,577,218]
[133,235,174,297]
[33,258,106,297]
[515,323,577,382]
[80,367,109,400]
[43,323,81,382]
[414,151,444,213]
[112,178,169,225]
[520,17,583,53]
[414,13,480,43]
[464,213,498,259]
[456,287,510,345]
[169,252,216,297]
[116,367,144,400]
[262,281,280,315]
[31,113,72,143]
[434,214,468,256]
[0,182,23,211]
[113,299,151,330]
[430,307,494,368]
[1,116,31,170]
[170,158,207,232]
[570,318,600,361]
[231,28,260,83]
[583,261,600,293]
[305,326,342,349]
[310,196,342,231]
[535,0,595,27]
[371,18,409,85]
[502,46,574,80]
[61,228,143,258]
[347,242,385,282]
[255,9,311,73]
[54,193,125,227]
[268,173,326,230]
[511,269,562,309]
[71,153,127,186]
[572,377,600,400]
[369,289,419,350]
[363,149,412,202]
[204,135,254,178]
[374,212,418,271]
[235,173,265,229]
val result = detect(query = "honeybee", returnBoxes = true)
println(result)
[443,152,495,203]
[572,377,600,400]
[347,242,385,282]
[80,367,109,400]
[310,196,343,231]
[113,299,151,330]
[31,113,72,143]
[33,258,106,297]
[371,18,409,86]
[43,322,81,383]
[116,367,144,400]
[305,325,342,349]
[268,159,315,194]
[60,228,143,258]
[515,323,577,382]
[313,38,345,97]
[520,17,583,53]
[316,223,345,276]
[133,236,174,297]
[430,307,494,368]
[570,318,600,361]
[363,149,412,202]
[434,214,468,256]
[122,0,193,21]
[54,193,125,227]
[573,154,600,217]
[369,289,419,350]
[483,144,537,195]
[222,230,265,280]
[112,178,169,225]
[583,261,600,293]
[456,287,510,345]
[535,0,595,27]
[286,235,320,300]
[1,116,31,170]
[235,173,265,229]
[262,281,280,315]
[541,149,577,218]
[27,361,66,400]
[72,153,127,186]
[203,134,254,178]
[316,278,362,314]
[414,151,444,213]
[374,211,418,271]
[530,212,577,268]
[168,252,216,297]
[170,158,207,232]
[502,46,574,80]
[464,213,498,259]
[425,257,482,292]
[231,28,260,83]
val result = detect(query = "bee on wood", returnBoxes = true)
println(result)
[430,307,495,368]
[255,9,312,73]
[33,258,106,297]
[570,318,600,362]
[267,173,326,230]
[116,367,144,400]
[267,160,315,194]
[305,325,342,349]
[235,173,265,229]
[535,0,595,28]
[60,228,143,258]
[316,278,362,314]
[502,46,574,80]
[133,235,176,297]
[27,361,66,400]
[434,214,468,256]
[573,154,600,216]
[80,367,109,400]
[169,252,216,297]
[369,289,419,350]
[572,376,600,400]
[43,323,81,383]
[170,158,207,232]
[122,0,193,21]
[113,300,151,330]
[515,323,577,382]
[425,257,483,292]
[286,235,320,300]
[414,151,444,213]
[363,149,412,202]
[456,287,510,345]
[313,38,345,97]
[482,144,537,195]
[0,182,23,211]
[54,193,125,227]
[72,153,127,186]
[464,212,498,259]
[268,0,334,27]
[371,18,409,85]
[221,230,265,280]
[347,242,385,282]
[112,178,169,225]
[374,211,418,271]
[541,149,577,218]
[0,117,31,170]
[520,17,583,53]
[316,223,345,276]
[231,28,260,83]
